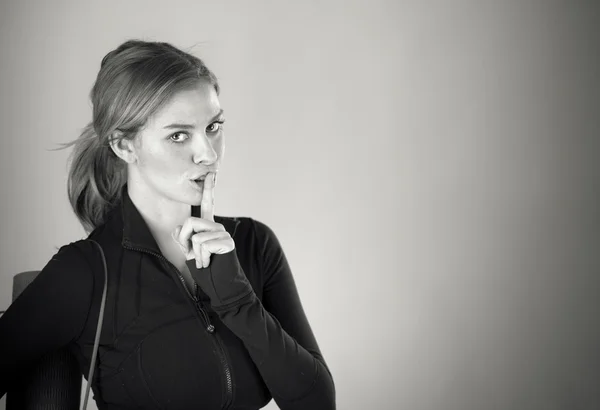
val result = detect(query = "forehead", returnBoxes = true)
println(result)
[147,81,221,127]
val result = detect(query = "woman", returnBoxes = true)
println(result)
[0,39,335,409]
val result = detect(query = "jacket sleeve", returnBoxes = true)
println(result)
[188,218,336,410]
[0,242,94,397]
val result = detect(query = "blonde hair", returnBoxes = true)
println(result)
[52,39,219,234]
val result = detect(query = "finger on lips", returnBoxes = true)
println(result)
[171,171,220,267]
[201,172,215,222]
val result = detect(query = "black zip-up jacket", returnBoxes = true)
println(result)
[0,185,335,409]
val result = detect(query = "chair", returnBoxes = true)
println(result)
[6,271,82,410]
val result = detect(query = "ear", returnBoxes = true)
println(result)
[108,130,138,164]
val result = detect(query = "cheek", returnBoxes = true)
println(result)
[140,147,187,174]
[215,137,225,158]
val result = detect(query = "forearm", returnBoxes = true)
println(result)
[188,251,335,409]
[214,291,335,409]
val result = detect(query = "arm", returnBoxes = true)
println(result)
[0,242,94,397]
[189,218,335,410]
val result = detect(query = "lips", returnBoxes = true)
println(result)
[191,172,211,182]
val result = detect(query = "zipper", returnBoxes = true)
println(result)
[122,242,233,408]
[192,283,215,333]
[123,242,214,332]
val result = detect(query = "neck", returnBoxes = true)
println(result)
[126,179,191,241]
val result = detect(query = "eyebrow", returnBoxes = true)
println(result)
[162,109,224,129]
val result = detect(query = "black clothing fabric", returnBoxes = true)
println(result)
[0,185,335,409]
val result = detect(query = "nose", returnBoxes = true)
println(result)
[192,133,218,165]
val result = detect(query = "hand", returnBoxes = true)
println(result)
[171,172,235,269]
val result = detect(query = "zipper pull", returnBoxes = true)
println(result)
[195,299,215,334]
[204,312,215,333]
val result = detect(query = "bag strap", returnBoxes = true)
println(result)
[81,239,108,410]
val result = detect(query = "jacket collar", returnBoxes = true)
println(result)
[109,184,239,254]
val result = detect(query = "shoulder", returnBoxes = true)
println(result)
[20,240,97,315]
[48,239,94,268]
[43,240,102,289]
[248,217,281,247]
[54,239,106,267]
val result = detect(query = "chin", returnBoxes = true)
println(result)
[185,185,204,205]
[181,191,203,206]
[163,183,203,207]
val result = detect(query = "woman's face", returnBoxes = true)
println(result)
[128,80,225,207]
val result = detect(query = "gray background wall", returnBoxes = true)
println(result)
[1,1,599,409]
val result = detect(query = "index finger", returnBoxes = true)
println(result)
[201,172,215,222]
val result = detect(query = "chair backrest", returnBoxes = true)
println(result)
[7,271,82,410]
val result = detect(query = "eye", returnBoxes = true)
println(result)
[169,132,190,143]
[206,120,225,134]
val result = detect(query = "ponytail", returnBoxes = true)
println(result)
[51,39,219,235]
[52,122,126,235]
